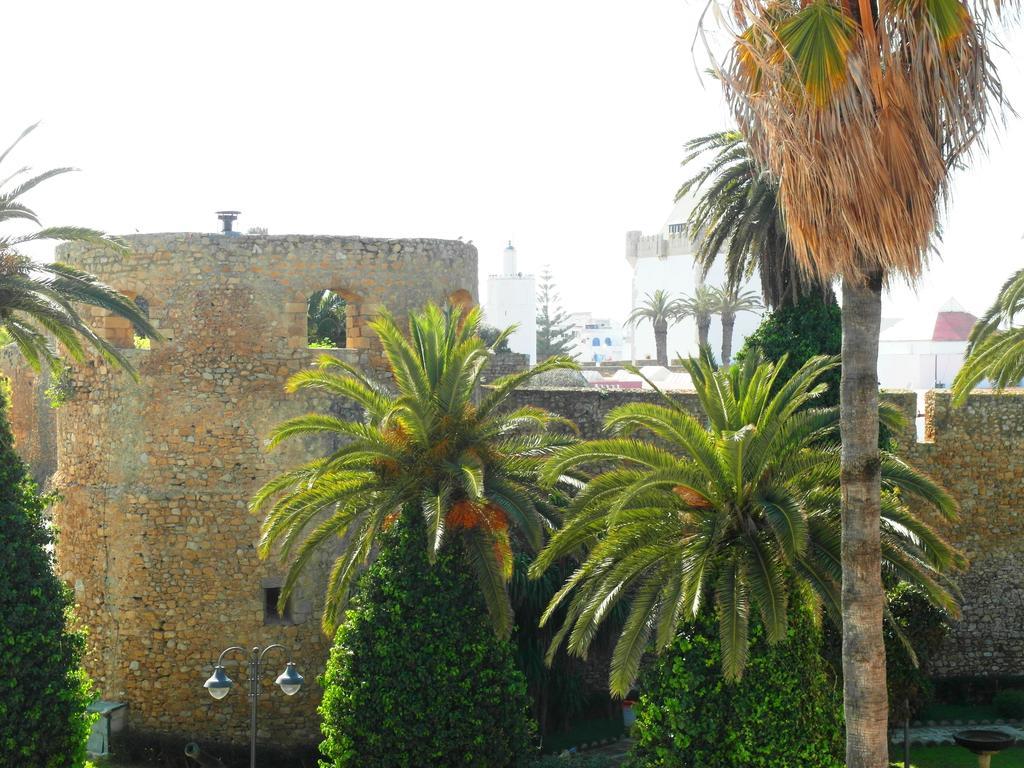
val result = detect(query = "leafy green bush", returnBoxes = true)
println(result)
[821,584,951,721]
[994,690,1024,719]
[885,585,951,720]
[625,606,843,768]
[0,381,94,768]
[319,506,535,767]
[736,293,841,406]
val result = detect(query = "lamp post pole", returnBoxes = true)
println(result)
[204,644,304,768]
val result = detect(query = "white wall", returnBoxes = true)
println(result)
[877,340,968,390]
[486,274,537,363]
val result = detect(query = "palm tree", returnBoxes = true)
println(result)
[0,123,158,375]
[710,282,761,365]
[719,0,1005,761]
[251,303,578,636]
[307,289,347,347]
[678,130,830,310]
[676,285,717,353]
[531,354,961,698]
[952,267,1024,404]
[626,289,684,366]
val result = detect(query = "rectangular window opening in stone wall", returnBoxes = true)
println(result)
[263,586,294,626]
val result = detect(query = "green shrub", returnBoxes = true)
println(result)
[626,606,843,768]
[884,585,951,720]
[319,506,535,767]
[0,382,95,768]
[993,690,1024,719]
[736,293,841,406]
[821,584,951,721]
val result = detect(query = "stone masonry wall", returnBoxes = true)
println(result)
[505,386,1024,680]
[0,233,477,749]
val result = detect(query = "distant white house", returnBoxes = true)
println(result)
[626,197,763,363]
[878,298,977,390]
[485,241,537,364]
[567,312,627,364]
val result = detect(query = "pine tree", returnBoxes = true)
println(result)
[0,381,95,767]
[535,266,575,361]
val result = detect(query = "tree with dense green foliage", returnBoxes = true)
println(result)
[253,303,577,635]
[626,290,684,367]
[710,282,761,366]
[626,607,844,768]
[0,383,94,768]
[319,505,534,768]
[953,267,1024,404]
[678,130,831,311]
[720,0,1009,759]
[737,293,842,406]
[306,289,347,347]
[532,353,962,696]
[0,123,159,375]
[536,266,575,361]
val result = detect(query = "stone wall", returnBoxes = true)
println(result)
[480,351,530,384]
[0,233,477,748]
[505,386,1024,679]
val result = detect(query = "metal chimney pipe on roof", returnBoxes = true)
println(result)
[216,211,241,236]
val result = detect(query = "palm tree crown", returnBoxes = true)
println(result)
[711,281,762,365]
[678,130,829,310]
[0,123,159,375]
[677,284,718,352]
[252,303,578,636]
[625,290,684,329]
[952,267,1024,403]
[627,290,685,366]
[530,354,960,696]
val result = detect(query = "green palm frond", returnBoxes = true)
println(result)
[953,267,1024,403]
[255,302,580,634]
[0,124,158,376]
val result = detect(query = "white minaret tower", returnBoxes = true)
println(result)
[485,241,537,363]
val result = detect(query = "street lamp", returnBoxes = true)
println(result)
[203,645,304,768]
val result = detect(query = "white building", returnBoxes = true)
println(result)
[485,241,537,363]
[878,298,977,390]
[568,312,628,364]
[626,198,763,363]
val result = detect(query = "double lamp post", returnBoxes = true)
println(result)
[203,644,305,768]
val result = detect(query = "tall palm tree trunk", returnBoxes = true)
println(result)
[721,311,736,366]
[654,320,668,366]
[697,316,711,353]
[840,272,887,768]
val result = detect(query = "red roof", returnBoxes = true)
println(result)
[932,311,977,342]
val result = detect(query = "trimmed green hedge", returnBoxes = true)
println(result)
[626,607,843,768]
[319,506,535,767]
[0,382,94,768]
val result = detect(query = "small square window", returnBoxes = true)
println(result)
[263,586,293,625]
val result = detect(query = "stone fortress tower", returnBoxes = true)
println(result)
[0,227,478,750]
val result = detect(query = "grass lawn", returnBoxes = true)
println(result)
[890,745,1024,768]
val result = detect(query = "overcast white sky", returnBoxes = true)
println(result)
[6,1,1023,325]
